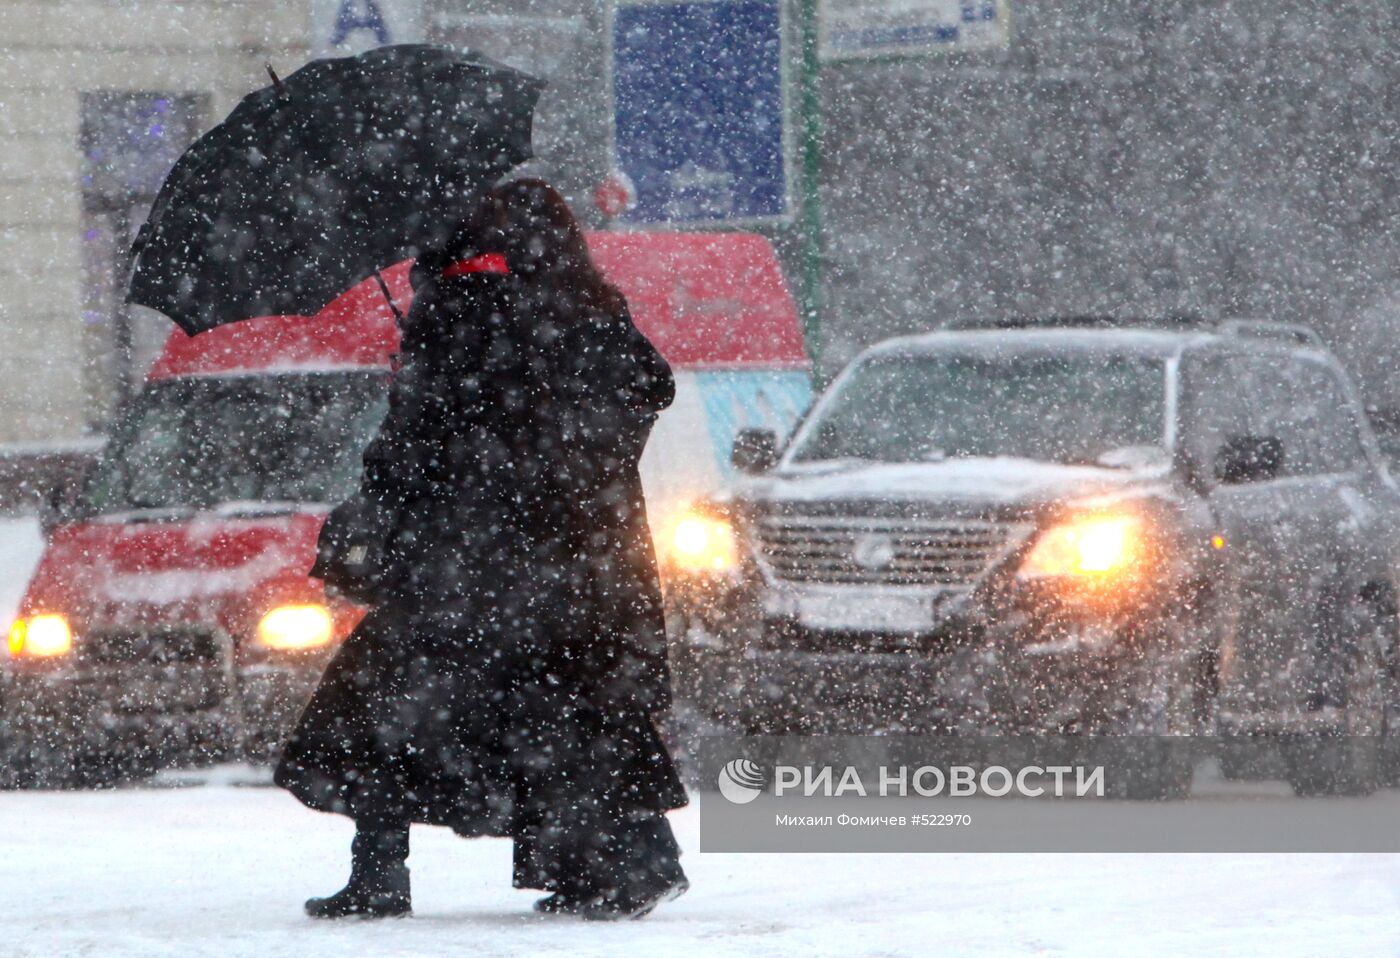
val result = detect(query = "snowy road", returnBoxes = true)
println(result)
[2,778,1398,957]
[3,518,1400,955]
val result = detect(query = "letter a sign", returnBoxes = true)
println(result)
[311,0,424,56]
[332,0,389,46]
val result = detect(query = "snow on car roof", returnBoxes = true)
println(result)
[864,326,1217,362]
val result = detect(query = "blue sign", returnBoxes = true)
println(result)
[612,0,789,225]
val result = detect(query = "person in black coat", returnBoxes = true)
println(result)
[275,181,688,920]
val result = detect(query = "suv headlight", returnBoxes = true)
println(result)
[1019,513,1144,580]
[257,604,334,651]
[7,614,74,658]
[664,506,740,574]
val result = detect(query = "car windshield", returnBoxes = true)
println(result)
[75,372,388,516]
[789,352,1167,466]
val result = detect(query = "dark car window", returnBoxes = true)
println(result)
[789,352,1167,465]
[1236,356,1367,477]
[1285,361,1368,474]
[1179,353,1253,473]
[76,372,389,516]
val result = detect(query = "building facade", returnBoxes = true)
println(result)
[0,0,625,444]
[1,0,1399,445]
[0,2,321,442]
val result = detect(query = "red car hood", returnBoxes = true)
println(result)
[21,510,331,638]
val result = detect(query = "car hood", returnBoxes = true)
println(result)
[736,456,1162,514]
[21,511,326,628]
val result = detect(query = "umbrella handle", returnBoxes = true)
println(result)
[266,63,288,101]
[373,270,406,325]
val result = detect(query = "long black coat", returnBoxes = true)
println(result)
[275,261,685,836]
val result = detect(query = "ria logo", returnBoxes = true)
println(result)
[717,758,767,804]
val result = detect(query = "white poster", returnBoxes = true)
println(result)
[310,0,425,57]
[434,13,586,80]
[820,0,1008,60]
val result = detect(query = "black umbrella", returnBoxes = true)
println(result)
[127,44,543,335]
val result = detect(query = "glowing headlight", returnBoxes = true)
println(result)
[666,509,739,573]
[1019,514,1143,579]
[257,604,334,651]
[8,614,74,658]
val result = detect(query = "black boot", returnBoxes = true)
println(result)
[578,816,688,921]
[579,874,688,921]
[533,889,591,915]
[305,825,412,919]
[528,842,596,916]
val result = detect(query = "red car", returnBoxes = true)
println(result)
[3,232,810,786]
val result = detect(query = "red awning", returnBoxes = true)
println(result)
[148,261,410,380]
[149,231,808,380]
[587,231,808,370]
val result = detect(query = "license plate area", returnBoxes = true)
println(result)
[85,629,223,666]
[96,668,230,714]
[796,591,935,632]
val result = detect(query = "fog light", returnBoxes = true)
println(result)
[8,614,74,658]
[257,604,334,651]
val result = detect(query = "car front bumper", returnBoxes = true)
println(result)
[3,657,325,768]
[670,580,1167,734]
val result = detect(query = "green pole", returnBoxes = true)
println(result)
[796,0,824,367]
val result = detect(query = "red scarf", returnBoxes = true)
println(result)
[440,253,509,278]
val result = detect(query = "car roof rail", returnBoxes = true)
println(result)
[1218,318,1325,349]
[948,313,1211,332]
[947,315,1119,331]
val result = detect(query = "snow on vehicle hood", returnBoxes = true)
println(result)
[742,456,1161,509]
[31,512,323,609]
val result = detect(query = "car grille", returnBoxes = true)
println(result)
[83,628,225,666]
[752,515,1031,586]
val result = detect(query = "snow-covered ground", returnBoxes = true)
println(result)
[3,513,1399,955]
[1,779,1398,957]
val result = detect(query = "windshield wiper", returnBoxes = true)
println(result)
[789,456,877,469]
[92,500,309,522]
[108,504,199,523]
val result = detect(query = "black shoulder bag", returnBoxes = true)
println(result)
[310,492,400,605]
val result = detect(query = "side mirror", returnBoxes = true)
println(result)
[1214,435,1284,484]
[732,428,780,474]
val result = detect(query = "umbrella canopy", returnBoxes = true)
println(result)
[127,44,542,335]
